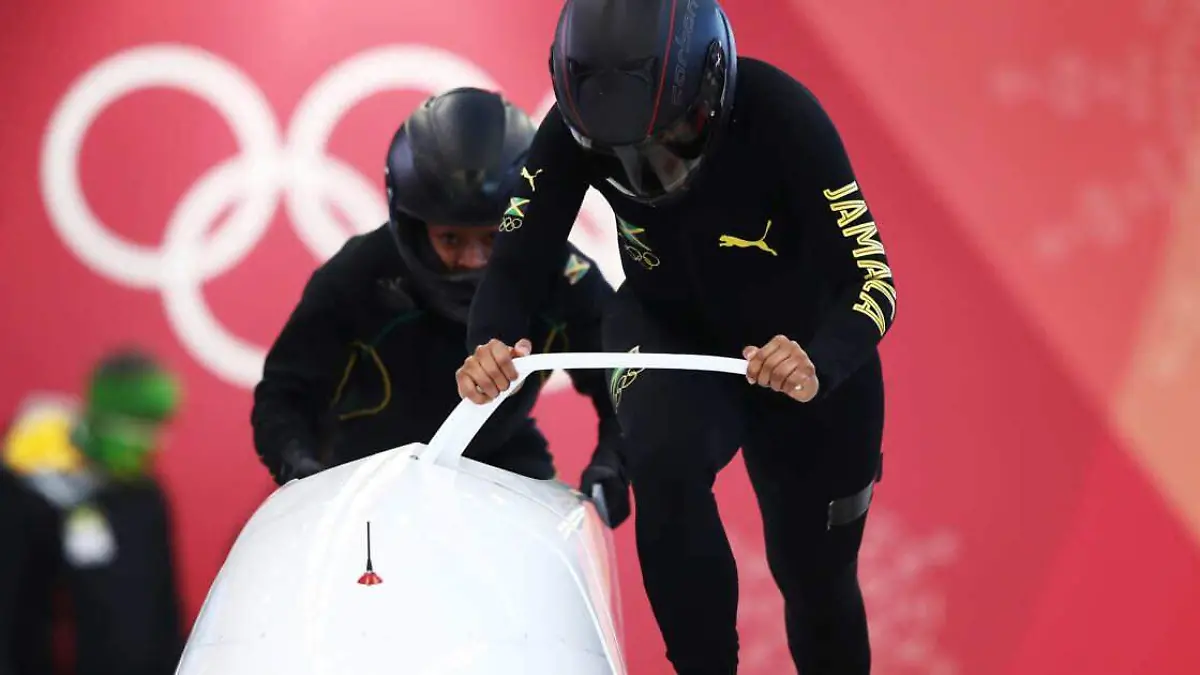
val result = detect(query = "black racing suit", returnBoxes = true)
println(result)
[0,467,184,675]
[468,57,896,674]
[252,223,622,483]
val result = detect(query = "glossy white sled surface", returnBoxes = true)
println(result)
[175,352,747,675]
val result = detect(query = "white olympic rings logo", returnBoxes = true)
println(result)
[40,43,622,390]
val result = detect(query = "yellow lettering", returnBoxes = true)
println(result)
[853,292,887,335]
[842,222,885,258]
[857,259,892,280]
[829,199,868,227]
[823,181,860,201]
[863,279,897,319]
[824,182,893,335]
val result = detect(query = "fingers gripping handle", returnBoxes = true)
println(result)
[424,352,749,466]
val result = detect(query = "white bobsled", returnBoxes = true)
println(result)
[175,352,747,675]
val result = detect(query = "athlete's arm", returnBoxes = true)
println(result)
[0,469,26,674]
[466,105,591,350]
[549,247,629,525]
[251,261,354,481]
[555,244,624,463]
[771,67,898,397]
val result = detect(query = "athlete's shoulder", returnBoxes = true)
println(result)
[323,224,391,270]
[560,241,600,287]
[539,104,572,133]
[734,56,831,127]
[309,224,396,291]
[734,57,847,166]
[2,393,86,477]
[540,242,612,321]
[531,104,589,160]
[736,57,818,100]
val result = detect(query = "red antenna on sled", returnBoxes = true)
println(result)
[357,521,383,586]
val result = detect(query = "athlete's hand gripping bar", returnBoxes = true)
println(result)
[423,352,749,466]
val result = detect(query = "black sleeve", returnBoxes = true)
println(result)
[771,72,898,397]
[555,246,625,465]
[0,470,24,675]
[251,259,355,479]
[467,105,592,349]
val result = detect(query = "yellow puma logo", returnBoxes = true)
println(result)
[718,220,777,256]
[521,167,543,191]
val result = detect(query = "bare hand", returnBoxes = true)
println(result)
[456,338,532,403]
[742,335,819,403]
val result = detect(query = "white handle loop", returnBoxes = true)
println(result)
[423,352,748,466]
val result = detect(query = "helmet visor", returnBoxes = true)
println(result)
[569,99,714,202]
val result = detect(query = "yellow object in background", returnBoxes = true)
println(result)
[1,395,85,476]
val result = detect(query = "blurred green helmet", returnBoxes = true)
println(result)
[76,349,181,479]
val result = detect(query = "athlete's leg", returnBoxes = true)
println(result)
[741,352,884,674]
[602,287,744,674]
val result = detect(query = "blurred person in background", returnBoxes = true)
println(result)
[0,349,185,675]
[458,0,894,672]
[251,86,630,527]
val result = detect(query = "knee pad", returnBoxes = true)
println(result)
[827,480,874,531]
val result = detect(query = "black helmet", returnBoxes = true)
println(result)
[384,87,537,323]
[550,0,737,205]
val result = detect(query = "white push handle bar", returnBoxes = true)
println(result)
[422,352,749,465]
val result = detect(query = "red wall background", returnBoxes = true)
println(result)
[3,0,1199,672]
